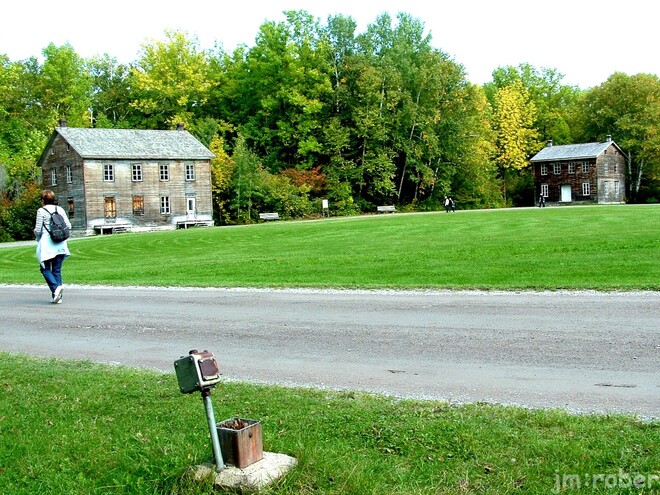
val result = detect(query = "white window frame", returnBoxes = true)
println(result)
[541,184,548,197]
[160,196,171,214]
[614,181,620,195]
[582,162,589,173]
[50,168,57,186]
[568,163,575,174]
[159,164,169,182]
[132,164,143,182]
[103,164,114,182]
[540,164,548,176]
[66,165,73,184]
[582,182,590,196]
[553,163,561,175]
[185,163,195,181]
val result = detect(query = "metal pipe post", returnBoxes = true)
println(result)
[201,388,225,471]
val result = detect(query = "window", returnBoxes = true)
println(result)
[159,164,169,181]
[67,197,74,218]
[541,164,548,176]
[50,168,57,186]
[582,182,590,196]
[104,164,114,181]
[104,197,117,218]
[185,163,195,181]
[160,196,171,214]
[582,162,589,173]
[132,195,144,215]
[568,163,575,174]
[603,162,609,174]
[614,181,620,195]
[553,163,561,175]
[614,163,618,174]
[132,164,143,182]
[66,165,73,184]
[541,184,548,197]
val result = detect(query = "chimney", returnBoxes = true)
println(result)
[606,135,612,142]
[547,139,553,147]
[176,123,185,131]
[59,119,68,128]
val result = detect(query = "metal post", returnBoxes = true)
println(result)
[201,388,225,471]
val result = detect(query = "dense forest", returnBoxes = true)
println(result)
[1,11,659,241]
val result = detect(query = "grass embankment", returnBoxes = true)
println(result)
[1,354,658,495]
[1,204,659,290]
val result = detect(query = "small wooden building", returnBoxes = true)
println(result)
[530,137,626,204]
[37,122,215,235]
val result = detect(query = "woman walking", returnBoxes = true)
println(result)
[34,189,71,303]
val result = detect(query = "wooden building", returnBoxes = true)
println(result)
[530,136,626,204]
[37,122,215,235]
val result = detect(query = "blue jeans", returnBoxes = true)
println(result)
[40,254,65,295]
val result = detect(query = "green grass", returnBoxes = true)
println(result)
[2,205,659,290]
[1,353,658,495]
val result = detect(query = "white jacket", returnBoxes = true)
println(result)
[34,205,71,264]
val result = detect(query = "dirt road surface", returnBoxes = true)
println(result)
[1,285,658,419]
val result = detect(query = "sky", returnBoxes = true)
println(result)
[1,0,657,89]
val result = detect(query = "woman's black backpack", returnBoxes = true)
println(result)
[43,207,70,242]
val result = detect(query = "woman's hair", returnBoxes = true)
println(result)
[41,189,56,205]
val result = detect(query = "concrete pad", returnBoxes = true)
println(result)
[192,452,298,490]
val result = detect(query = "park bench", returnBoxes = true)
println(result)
[94,223,132,235]
[259,212,280,221]
[377,205,396,213]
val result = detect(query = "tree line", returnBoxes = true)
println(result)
[1,11,658,240]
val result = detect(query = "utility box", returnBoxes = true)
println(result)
[174,350,221,393]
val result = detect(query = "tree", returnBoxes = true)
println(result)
[87,54,135,128]
[130,31,212,129]
[575,72,660,202]
[492,80,541,203]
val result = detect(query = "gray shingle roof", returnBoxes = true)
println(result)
[530,141,618,162]
[54,127,214,160]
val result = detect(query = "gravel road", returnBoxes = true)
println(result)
[1,285,658,419]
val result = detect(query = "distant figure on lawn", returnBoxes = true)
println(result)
[444,196,451,213]
[449,197,456,212]
[538,194,545,207]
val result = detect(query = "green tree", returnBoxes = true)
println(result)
[87,55,135,128]
[130,31,212,129]
[575,72,660,202]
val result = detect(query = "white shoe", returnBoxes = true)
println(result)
[53,286,63,304]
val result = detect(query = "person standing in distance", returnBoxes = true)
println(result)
[34,189,71,303]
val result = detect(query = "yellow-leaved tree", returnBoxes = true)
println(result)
[209,135,234,225]
[493,80,540,203]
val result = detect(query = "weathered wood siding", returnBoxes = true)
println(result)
[596,145,627,203]
[39,134,87,233]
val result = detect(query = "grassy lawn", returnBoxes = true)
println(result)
[1,354,658,495]
[1,205,658,494]
[1,205,659,290]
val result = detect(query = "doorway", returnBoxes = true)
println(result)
[561,184,572,202]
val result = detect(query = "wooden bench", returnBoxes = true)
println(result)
[177,220,213,229]
[259,212,280,221]
[94,224,131,235]
[377,205,396,213]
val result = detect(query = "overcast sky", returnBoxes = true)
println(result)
[2,0,657,89]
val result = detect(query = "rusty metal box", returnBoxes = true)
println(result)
[217,417,263,468]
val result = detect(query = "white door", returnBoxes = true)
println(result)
[561,184,572,202]
[186,197,196,217]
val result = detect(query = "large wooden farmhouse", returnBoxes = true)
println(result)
[37,122,215,235]
[530,137,626,204]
